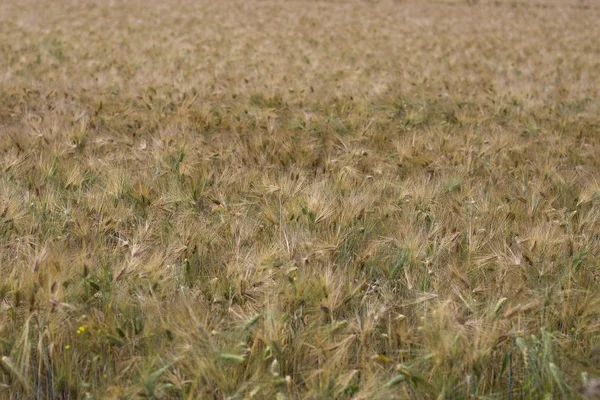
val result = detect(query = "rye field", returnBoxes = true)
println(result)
[1,0,600,398]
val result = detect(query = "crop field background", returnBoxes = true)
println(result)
[1,0,600,398]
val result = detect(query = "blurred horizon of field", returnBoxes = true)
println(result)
[1,0,600,398]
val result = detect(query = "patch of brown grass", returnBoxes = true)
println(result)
[1,0,600,398]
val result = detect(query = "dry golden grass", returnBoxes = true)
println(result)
[1,0,600,398]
